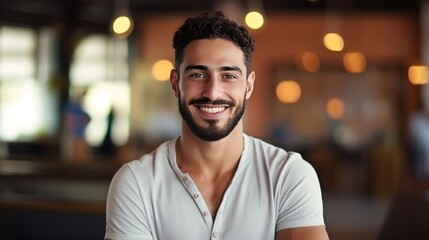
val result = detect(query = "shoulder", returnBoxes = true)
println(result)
[242,135,324,229]
[244,134,319,188]
[111,138,176,187]
[244,134,288,158]
[107,138,177,214]
[126,139,175,169]
[244,134,307,168]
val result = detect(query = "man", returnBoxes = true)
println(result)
[105,11,329,240]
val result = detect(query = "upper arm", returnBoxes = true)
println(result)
[105,165,153,240]
[275,226,329,240]
[277,156,325,230]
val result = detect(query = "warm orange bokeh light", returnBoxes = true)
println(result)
[276,80,301,104]
[323,33,344,52]
[408,65,429,85]
[301,52,320,73]
[151,59,173,81]
[326,97,345,119]
[343,52,366,74]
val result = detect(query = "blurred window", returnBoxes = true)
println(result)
[69,34,130,147]
[0,26,57,141]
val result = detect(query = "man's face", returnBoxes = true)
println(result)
[171,38,254,141]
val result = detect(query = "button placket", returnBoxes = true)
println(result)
[210,177,233,240]
[210,210,223,239]
[180,173,213,226]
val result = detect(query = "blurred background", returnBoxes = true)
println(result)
[0,0,429,239]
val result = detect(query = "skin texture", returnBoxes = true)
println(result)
[170,38,329,240]
[275,226,329,240]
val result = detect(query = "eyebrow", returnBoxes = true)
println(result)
[220,66,243,76]
[183,65,243,76]
[184,65,208,72]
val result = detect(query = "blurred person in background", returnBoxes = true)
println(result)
[63,88,91,162]
[105,11,329,240]
[409,84,429,179]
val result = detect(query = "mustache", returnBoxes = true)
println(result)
[189,97,235,107]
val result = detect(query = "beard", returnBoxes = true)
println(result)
[178,93,246,141]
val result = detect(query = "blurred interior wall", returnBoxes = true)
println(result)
[422,1,429,66]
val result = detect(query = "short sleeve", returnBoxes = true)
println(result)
[276,154,325,231]
[105,164,154,240]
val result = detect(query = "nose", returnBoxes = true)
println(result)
[202,76,222,100]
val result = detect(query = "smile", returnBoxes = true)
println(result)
[198,106,227,114]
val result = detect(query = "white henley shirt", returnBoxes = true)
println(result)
[105,134,325,240]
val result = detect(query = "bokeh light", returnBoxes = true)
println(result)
[112,15,133,38]
[326,97,345,119]
[301,52,320,72]
[408,65,429,85]
[245,11,264,30]
[152,59,174,81]
[323,33,344,52]
[276,80,301,104]
[343,52,367,74]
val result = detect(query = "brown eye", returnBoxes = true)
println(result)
[222,74,238,80]
[190,73,205,78]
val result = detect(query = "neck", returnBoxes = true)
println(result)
[176,122,244,179]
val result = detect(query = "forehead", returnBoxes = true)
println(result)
[180,38,245,70]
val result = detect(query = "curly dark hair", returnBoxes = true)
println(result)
[172,11,255,76]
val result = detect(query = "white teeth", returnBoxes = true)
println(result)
[200,107,225,113]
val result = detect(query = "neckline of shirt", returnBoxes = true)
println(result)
[168,134,250,178]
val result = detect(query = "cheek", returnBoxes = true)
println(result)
[233,88,247,99]
[180,83,204,98]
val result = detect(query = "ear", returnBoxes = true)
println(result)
[170,69,179,98]
[245,71,255,99]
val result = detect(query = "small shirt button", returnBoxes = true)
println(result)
[182,176,189,182]
[203,211,209,217]
[193,193,199,199]
[212,232,218,238]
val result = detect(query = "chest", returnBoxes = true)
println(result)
[193,175,233,218]
[151,173,277,240]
